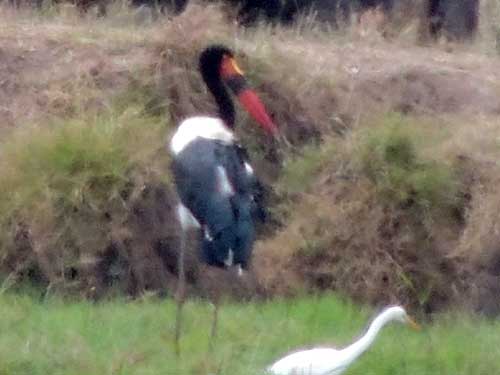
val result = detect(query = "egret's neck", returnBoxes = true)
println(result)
[341,310,394,361]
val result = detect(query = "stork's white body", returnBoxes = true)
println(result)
[170,116,234,155]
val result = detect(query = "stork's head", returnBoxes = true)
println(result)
[199,45,278,136]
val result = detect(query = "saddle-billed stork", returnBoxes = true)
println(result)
[169,44,278,355]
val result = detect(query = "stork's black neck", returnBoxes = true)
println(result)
[199,45,236,128]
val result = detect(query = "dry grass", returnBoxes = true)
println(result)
[255,112,500,315]
[255,118,465,312]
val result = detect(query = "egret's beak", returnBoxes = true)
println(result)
[220,56,278,136]
[406,316,421,331]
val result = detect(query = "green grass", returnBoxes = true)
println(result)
[279,139,337,195]
[0,108,167,223]
[0,293,497,375]
[0,96,170,291]
[357,115,461,215]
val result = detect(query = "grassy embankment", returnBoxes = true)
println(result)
[2,0,500,323]
[0,293,498,375]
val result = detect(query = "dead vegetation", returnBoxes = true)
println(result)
[1,2,500,314]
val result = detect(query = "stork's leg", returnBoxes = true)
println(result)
[174,219,187,358]
[209,300,219,352]
[174,204,201,357]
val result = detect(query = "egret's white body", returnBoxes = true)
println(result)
[269,348,349,375]
[267,306,419,375]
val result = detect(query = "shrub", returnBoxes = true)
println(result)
[358,115,461,217]
[279,139,336,194]
[0,106,171,294]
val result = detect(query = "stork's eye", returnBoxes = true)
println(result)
[221,55,244,76]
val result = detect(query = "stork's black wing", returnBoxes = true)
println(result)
[219,142,267,223]
[172,138,258,269]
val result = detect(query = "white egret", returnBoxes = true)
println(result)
[267,305,420,375]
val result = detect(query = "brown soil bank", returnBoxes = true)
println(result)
[1,4,500,315]
[254,118,500,317]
